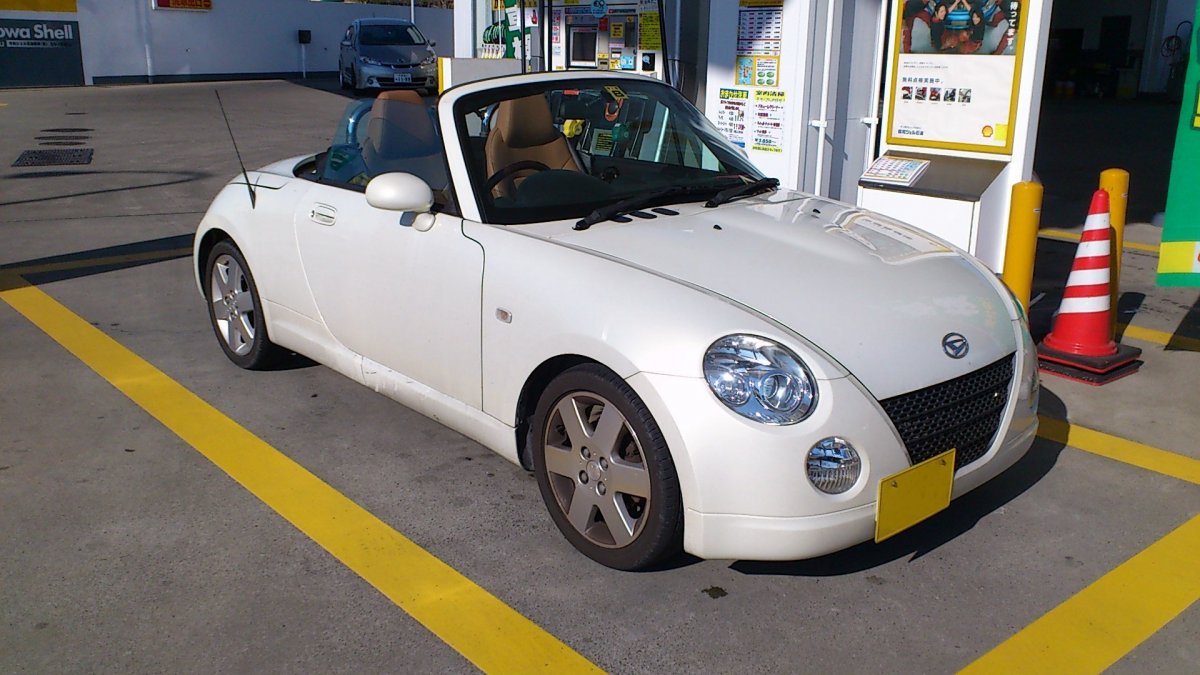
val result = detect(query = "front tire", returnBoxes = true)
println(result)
[204,240,282,370]
[531,364,683,570]
[338,62,350,90]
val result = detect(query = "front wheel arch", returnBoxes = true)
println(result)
[515,354,597,470]
[195,227,232,295]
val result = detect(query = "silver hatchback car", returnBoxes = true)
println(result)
[339,18,437,95]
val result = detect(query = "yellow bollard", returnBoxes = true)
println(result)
[1099,168,1129,337]
[1003,181,1043,315]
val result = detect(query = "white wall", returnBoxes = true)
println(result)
[1,0,453,84]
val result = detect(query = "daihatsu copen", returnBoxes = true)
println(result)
[194,71,1038,570]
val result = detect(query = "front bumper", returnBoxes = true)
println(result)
[626,329,1039,561]
[357,62,435,90]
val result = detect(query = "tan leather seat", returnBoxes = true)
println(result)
[484,94,581,197]
[362,90,447,190]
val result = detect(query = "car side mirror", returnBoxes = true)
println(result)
[341,40,351,47]
[429,40,437,48]
[365,172,434,216]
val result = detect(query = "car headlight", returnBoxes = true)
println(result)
[421,54,436,66]
[806,437,861,494]
[358,56,382,66]
[703,335,817,425]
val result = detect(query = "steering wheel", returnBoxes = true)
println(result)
[485,160,552,192]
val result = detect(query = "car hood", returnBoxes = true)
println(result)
[551,194,1017,399]
[358,45,430,65]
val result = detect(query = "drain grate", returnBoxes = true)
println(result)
[12,148,94,167]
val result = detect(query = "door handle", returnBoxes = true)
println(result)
[309,204,337,226]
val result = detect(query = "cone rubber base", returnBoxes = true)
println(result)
[1038,358,1142,386]
[1036,342,1142,374]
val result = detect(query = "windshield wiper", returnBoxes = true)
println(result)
[704,177,780,208]
[574,185,711,231]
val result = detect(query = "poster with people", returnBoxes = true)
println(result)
[887,0,1027,154]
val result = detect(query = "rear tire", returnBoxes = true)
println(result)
[204,240,283,370]
[531,364,683,571]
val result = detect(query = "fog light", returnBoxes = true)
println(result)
[806,437,861,494]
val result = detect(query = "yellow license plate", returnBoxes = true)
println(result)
[874,449,956,543]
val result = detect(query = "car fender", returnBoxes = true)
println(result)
[466,219,848,418]
[195,171,320,323]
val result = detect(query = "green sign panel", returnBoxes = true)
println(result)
[1159,4,1200,286]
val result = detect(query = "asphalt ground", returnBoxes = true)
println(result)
[1,79,1198,673]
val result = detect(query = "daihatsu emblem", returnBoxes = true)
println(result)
[942,333,969,359]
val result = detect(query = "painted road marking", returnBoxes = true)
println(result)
[968,418,1200,673]
[1039,229,1159,254]
[1120,322,1200,352]
[960,514,1200,674]
[0,271,602,674]
[4,251,1196,675]
[1038,415,1200,485]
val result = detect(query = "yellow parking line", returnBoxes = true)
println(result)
[1037,415,1200,485]
[1039,229,1159,254]
[960,514,1200,674]
[4,247,193,276]
[1119,323,1200,352]
[0,271,601,674]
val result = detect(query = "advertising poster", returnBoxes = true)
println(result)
[716,88,749,148]
[887,0,1028,154]
[736,0,783,56]
[751,89,785,153]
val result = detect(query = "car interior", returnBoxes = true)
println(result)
[294,79,757,225]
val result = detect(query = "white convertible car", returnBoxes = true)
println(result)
[194,72,1038,570]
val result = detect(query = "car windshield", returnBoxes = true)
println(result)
[455,78,764,225]
[360,24,425,46]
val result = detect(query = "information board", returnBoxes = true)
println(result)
[886,0,1029,154]
[0,18,82,87]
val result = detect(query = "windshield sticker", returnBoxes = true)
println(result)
[592,130,614,154]
[603,85,629,102]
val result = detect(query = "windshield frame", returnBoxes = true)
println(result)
[451,77,764,226]
[358,23,426,47]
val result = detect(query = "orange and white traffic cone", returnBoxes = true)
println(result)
[1037,189,1141,385]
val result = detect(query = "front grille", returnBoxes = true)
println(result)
[879,354,1015,470]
